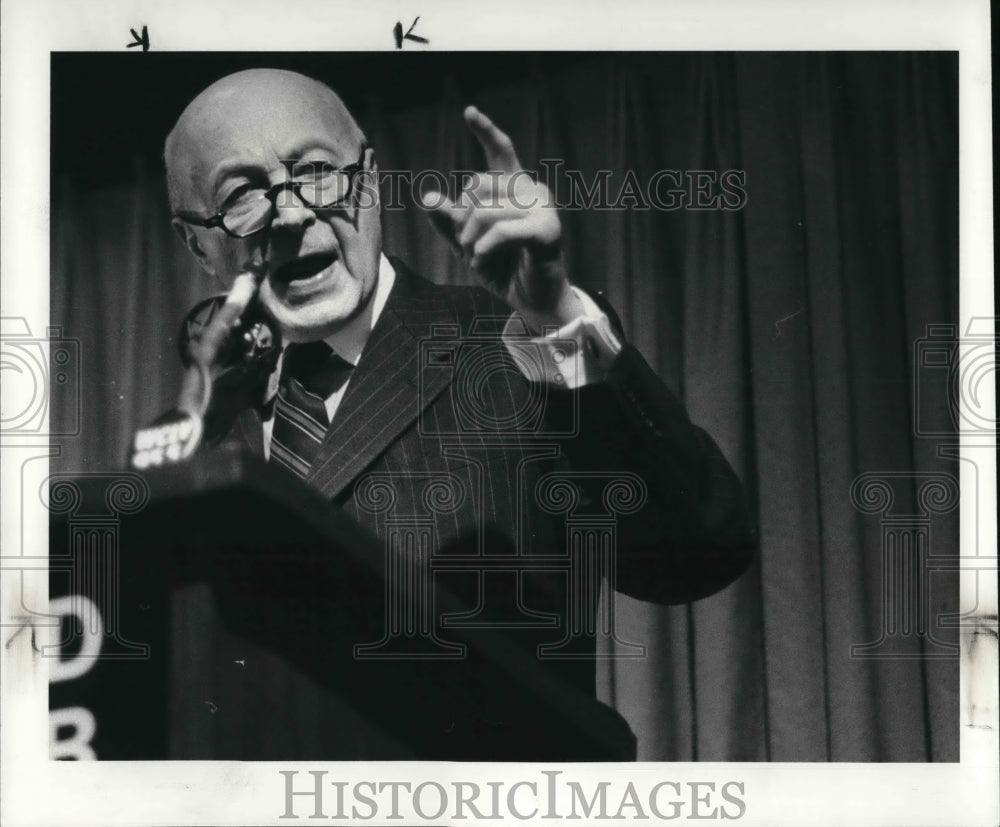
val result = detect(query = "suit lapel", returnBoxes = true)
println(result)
[306,261,456,500]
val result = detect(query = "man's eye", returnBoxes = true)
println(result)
[291,160,335,180]
[222,185,261,209]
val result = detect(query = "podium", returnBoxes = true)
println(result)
[48,447,637,761]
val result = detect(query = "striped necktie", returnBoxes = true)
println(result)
[270,341,353,478]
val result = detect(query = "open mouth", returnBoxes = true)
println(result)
[272,252,338,284]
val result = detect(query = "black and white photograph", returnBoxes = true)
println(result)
[1,1,996,825]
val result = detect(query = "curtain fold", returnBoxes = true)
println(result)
[51,52,959,761]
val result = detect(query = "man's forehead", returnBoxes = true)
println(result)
[183,72,352,146]
[167,70,359,202]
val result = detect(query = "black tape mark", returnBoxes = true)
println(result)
[127,25,149,52]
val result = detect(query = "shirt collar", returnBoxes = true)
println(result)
[320,253,395,366]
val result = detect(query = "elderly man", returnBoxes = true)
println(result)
[163,68,755,760]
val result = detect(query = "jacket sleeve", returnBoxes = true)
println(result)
[551,292,757,605]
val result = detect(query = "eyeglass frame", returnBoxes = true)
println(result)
[173,145,369,239]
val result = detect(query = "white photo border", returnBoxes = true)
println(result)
[1,0,995,825]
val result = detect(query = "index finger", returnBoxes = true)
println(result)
[464,106,521,174]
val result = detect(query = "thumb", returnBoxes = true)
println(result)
[421,190,465,250]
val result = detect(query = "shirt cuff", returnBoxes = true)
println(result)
[502,286,623,388]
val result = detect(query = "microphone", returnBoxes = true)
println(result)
[176,265,267,421]
[130,262,272,470]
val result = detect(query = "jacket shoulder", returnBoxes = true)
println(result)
[389,256,512,334]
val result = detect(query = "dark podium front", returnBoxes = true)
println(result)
[48,449,636,761]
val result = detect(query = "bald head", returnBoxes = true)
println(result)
[165,67,382,344]
[164,68,366,212]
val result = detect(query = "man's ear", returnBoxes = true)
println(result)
[171,218,216,278]
[363,147,380,216]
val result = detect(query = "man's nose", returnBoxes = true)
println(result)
[268,187,316,233]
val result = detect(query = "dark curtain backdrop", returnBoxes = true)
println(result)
[51,52,959,761]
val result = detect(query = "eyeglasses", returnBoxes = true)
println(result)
[174,146,368,239]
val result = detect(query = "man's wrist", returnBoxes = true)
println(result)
[514,278,586,335]
[503,285,623,388]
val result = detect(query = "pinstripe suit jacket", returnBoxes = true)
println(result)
[215,258,755,759]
